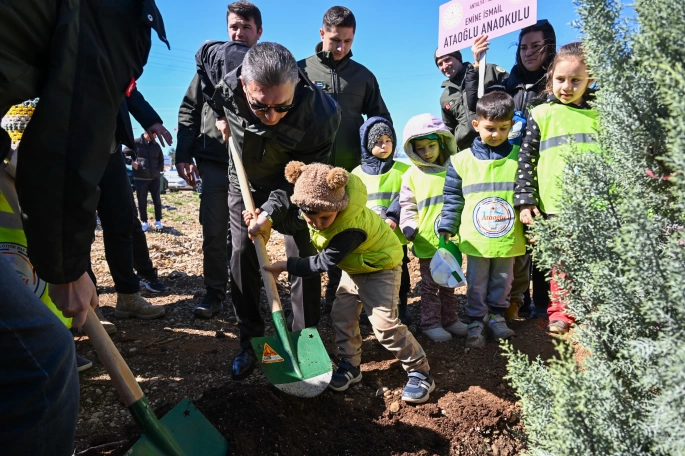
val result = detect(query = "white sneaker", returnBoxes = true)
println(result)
[423,327,452,342]
[141,222,150,232]
[154,220,163,230]
[444,320,468,337]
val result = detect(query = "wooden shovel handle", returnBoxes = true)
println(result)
[83,306,143,406]
[228,137,283,315]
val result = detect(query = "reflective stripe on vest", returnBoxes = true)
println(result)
[351,161,410,245]
[309,173,403,275]
[403,166,447,258]
[0,194,72,328]
[452,146,526,258]
[531,103,599,214]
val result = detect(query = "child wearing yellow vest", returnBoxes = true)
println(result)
[351,116,412,325]
[258,162,434,404]
[439,92,525,348]
[514,42,598,334]
[399,114,468,342]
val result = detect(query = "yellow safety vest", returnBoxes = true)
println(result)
[351,161,409,245]
[309,174,403,274]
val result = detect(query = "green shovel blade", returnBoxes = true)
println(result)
[251,326,333,398]
[127,397,228,456]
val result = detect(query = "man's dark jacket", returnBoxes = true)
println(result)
[214,65,342,226]
[129,135,164,179]
[177,41,249,165]
[0,0,167,284]
[297,43,390,172]
[440,63,508,150]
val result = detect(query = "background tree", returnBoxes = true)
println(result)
[504,0,685,454]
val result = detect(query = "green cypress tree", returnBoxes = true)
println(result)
[503,0,685,454]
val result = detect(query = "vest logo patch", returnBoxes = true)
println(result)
[0,242,47,298]
[472,197,515,238]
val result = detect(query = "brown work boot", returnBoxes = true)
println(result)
[115,292,165,319]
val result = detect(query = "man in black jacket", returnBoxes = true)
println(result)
[0,0,167,453]
[130,132,165,231]
[436,36,508,150]
[176,1,262,318]
[212,42,341,380]
[297,6,392,311]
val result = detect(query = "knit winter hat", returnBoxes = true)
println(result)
[285,161,349,213]
[434,49,462,66]
[366,122,394,152]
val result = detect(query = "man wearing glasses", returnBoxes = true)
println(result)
[210,42,341,380]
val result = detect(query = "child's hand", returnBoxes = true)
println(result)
[520,205,541,225]
[471,35,490,66]
[439,231,451,241]
[242,210,254,227]
[263,261,287,278]
[384,218,397,231]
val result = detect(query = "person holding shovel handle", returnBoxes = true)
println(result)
[210,42,341,380]
[0,0,168,453]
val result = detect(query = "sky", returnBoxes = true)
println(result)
[136,0,584,154]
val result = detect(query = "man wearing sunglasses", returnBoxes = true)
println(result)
[210,42,341,380]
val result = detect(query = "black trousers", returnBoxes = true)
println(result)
[98,151,156,293]
[134,178,162,222]
[399,245,411,304]
[228,184,321,349]
[197,159,232,299]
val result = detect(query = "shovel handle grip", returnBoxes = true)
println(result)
[229,137,283,315]
[83,306,144,406]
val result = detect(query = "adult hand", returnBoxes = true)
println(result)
[146,122,173,147]
[471,35,490,67]
[520,205,541,225]
[247,208,272,243]
[263,261,287,279]
[176,162,198,187]
[439,231,451,241]
[48,272,99,328]
[132,160,139,170]
[242,210,254,227]
[385,218,397,231]
[216,117,230,142]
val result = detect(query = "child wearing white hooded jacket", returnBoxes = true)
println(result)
[399,114,468,342]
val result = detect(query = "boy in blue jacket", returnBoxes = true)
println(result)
[438,92,524,348]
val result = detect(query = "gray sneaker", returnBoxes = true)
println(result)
[115,292,165,319]
[465,321,486,348]
[488,314,515,339]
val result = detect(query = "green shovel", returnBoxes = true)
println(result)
[83,307,228,455]
[229,137,332,398]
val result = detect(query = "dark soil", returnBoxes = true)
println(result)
[74,191,557,456]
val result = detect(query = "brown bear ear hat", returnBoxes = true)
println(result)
[286,161,349,213]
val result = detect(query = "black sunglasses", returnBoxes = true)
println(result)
[244,86,295,113]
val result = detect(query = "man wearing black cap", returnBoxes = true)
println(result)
[436,36,508,150]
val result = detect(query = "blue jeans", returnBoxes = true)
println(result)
[0,259,79,455]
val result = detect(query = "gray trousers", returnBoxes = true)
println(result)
[465,255,514,319]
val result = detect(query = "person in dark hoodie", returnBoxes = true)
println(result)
[351,117,412,325]
[298,6,392,312]
[438,92,524,348]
